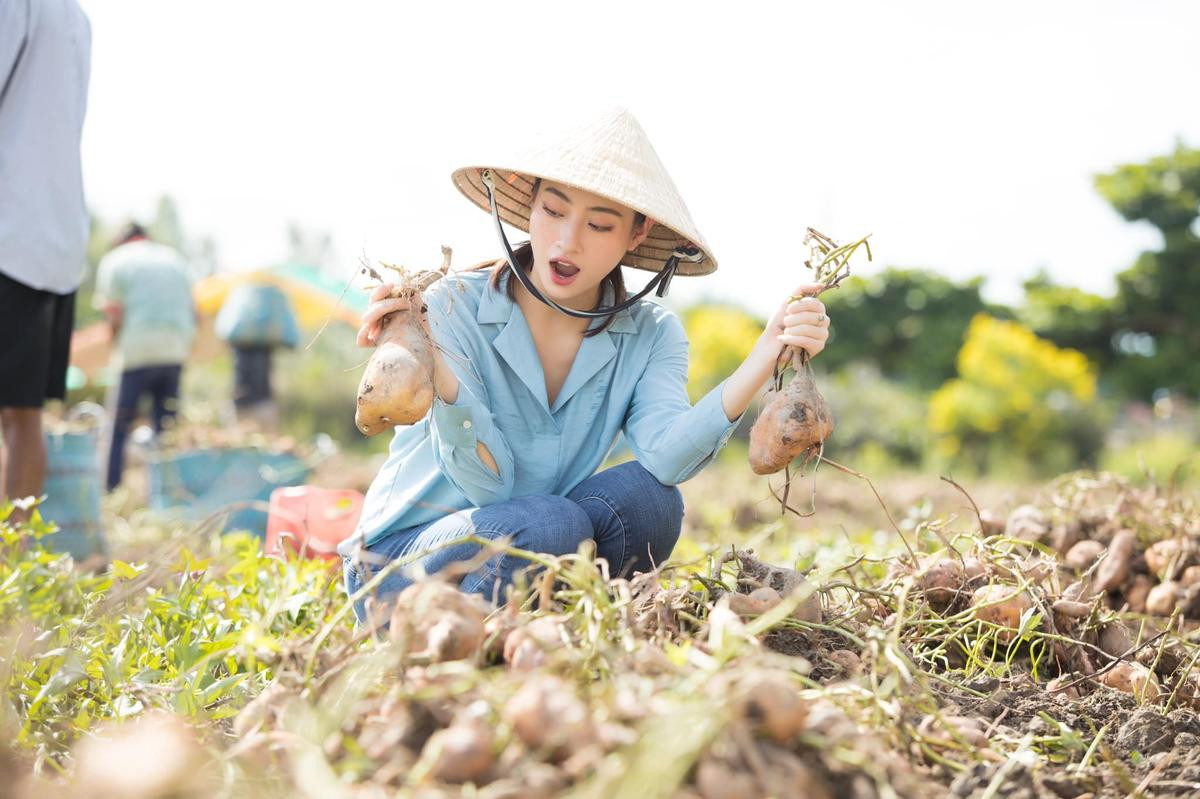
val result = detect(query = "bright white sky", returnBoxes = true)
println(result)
[77,0,1199,317]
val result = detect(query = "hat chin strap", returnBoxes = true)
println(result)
[481,169,702,320]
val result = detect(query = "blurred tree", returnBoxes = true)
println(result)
[819,269,1004,390]
[820,363,929,469]
[929,315,1104,475]
[1018,271,1114,369]
[1094,142,1200,399]
[149,195,184,251]
[682,304,762,402]
[286,221,336,273]
[73,211,116,328]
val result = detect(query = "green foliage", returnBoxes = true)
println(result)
[275,325,377,450]
[0,501,344,767]
[682,304,762,402]
[819,363,930,470]
[1094,143,1200,399]
[1106,247,1200,398]
[929,315,1105,475]
[819,269,1002,391]
[1100,432,1198,487]
[1018,272,1115,371]
[1094,142,1200,232]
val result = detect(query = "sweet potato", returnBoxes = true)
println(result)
[503,615,568,671]
[421,720,494,783]
[503,676,593,754]
[970,584,1034,642]
[748,354,834,475]
[1064,540,1106,571]
[1005,505,1049,543]
[826,649,862,676]
[1145,538,1196,581]
[1100,661,1160,702]
[730,552,823,623]
[746,229,869,476]
[1092,529,1136,593]
[1046,675,1081,700]
[732,670,809,743]
[727,586,783,616]
[1145,581,1181,616]
[918,558,965,611]
[1098,622,1134,659]
[389,580,488,662]
[355,249,450,437]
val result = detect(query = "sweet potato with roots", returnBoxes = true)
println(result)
[748,354,834,475]
[355,247,451,437]
[749,228,870,477]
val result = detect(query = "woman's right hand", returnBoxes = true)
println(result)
[356,283,425,347]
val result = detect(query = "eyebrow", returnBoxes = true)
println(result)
[543,186,624,218]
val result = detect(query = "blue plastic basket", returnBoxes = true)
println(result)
[40,430,108,559]
[147,447,310,536]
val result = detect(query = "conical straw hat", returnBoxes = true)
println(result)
[451,108,716,276]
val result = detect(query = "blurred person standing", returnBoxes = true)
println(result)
[215,281,299,432]
[94,223,196,491]
[0,0,92,518]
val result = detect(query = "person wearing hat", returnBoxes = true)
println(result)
[342,109,831,620]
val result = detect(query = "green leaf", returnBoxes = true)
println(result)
[111,560,148,580]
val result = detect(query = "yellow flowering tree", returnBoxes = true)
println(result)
[683,305,762,402]
[929,314,1103,473]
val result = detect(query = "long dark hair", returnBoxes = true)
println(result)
[488,178,644,338]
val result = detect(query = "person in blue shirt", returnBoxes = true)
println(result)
[341,109,832,621]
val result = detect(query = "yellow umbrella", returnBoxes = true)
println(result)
[194,263,366,329]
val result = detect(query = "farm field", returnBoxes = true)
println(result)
[3,458,1199,799]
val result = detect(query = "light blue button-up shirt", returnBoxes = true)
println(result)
[349,266,741,549]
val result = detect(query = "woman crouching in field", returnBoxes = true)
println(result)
[341,109,831,622]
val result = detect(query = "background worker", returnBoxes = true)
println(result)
[94,223,196,491]
[215,280,299,432]
[0,0,92,519]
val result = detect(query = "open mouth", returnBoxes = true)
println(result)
[550,259,580,284]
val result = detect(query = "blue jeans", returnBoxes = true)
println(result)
[343,460,684,621]
[107,364,182,491]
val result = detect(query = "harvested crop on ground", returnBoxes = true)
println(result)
[4,468,1200,797]
[354,246,452,437]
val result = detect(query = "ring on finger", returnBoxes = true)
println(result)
[816,313,826,323]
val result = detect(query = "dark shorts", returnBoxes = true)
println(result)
[0,270,76,407]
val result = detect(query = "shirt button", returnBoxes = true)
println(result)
[462,420,472,430]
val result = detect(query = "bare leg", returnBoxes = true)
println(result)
[0,407,46,523]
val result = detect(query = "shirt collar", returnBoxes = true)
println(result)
[477,267,638,333]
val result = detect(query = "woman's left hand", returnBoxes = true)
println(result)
[765,281,831,358]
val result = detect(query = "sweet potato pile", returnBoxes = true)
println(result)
[37,471,1200,799]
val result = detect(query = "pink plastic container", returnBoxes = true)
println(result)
[264,486,364,561]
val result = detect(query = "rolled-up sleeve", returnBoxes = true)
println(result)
[424,282,516,506]
[622,313,740,485]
